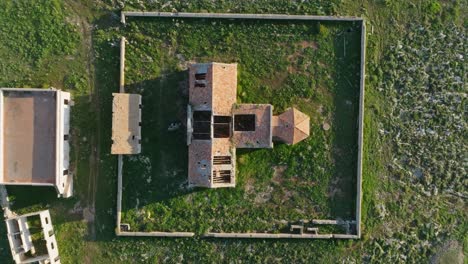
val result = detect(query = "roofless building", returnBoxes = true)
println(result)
[5,210,60,264]
[187,63,310,188]
[111,93,142,155]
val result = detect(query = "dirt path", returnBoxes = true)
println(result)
[65,3,101,263]
[65,0,99,242]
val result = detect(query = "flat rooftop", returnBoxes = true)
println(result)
[2,91,56,184]
[111,93,142,154]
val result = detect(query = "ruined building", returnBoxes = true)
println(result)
[187,63,310,188]
[5,210,60,264]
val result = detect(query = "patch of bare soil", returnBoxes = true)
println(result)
[299,40,318,50]
[254,186,274,204]
[286,40,318,74]
[260,71,289,90]
[272,165,288,184]
[67,201,85,220]
[430,240,464,264]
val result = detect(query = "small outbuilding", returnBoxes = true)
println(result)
[5,210,60,264]
[111,93,142,155]
[272,107,310,145]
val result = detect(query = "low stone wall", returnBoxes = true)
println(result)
[117,231,195,237]
[355,21,366,238]
[119,37,126,93]
[116,155,123,232]
[121,11,363,24]
[203,232,360,239]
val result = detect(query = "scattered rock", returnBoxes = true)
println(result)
[317,105,323,113]
[412,168,423,179]
[254,186,273,204]
[323,123,331,131]
[168,122,181,131]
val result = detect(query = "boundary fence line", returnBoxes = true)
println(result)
[115,12,366,239]
[121,11,363,24]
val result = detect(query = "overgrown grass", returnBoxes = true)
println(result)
[0,0,79,88]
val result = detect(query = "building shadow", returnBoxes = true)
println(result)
[328,20,362,220]
[120,71,202,209]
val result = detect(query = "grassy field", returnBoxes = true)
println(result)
[0,0,466,263]
[0,0,94,263]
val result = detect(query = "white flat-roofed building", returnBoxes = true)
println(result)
[0,88,72,198]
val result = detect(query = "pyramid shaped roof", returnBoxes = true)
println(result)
[274,108,310,144]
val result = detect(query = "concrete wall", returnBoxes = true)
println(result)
[355,21,366,238]
[56,91,72,198]
[204,232,359,239]
[120,37,126,93]
[0,90,3,183]
[121,11,363,24]
[6,218,27,262]
[116,155,123,230]
[39,210,60,264]
[117,231,195,237]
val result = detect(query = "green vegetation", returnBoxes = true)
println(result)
[354,22,467,263]
[0,0,79,88]
[382,24,465,194]
[0,0,466,263]
[25,215,48,257]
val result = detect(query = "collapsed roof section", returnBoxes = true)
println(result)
[111,93,142,155]
[0,88,72,198]
[187,63,238,188]
[232,104,273,148]
[5,210,60,264]
[187,63,310,188]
